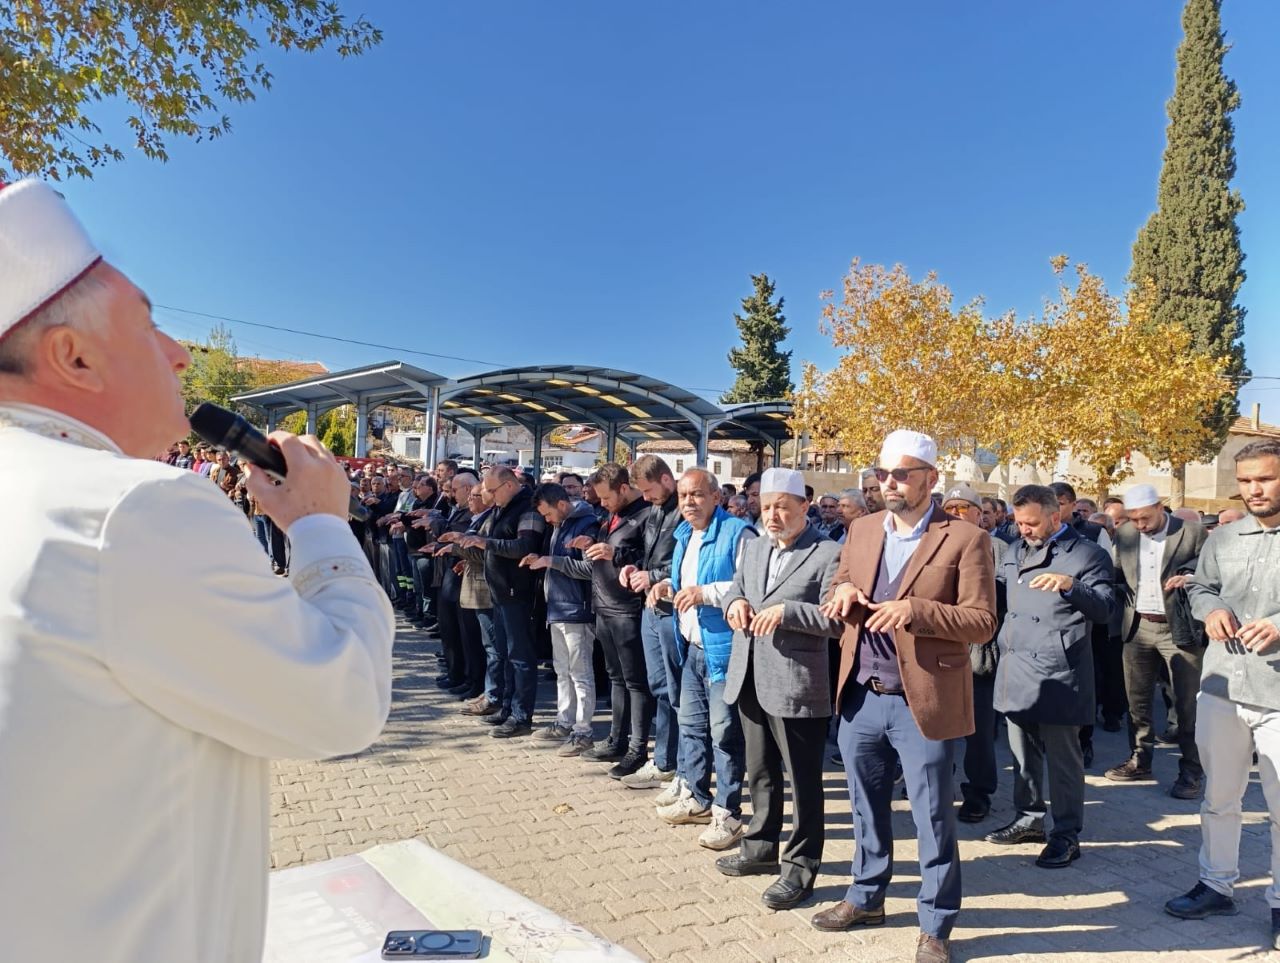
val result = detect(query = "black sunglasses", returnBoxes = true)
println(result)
[874,466,931,483]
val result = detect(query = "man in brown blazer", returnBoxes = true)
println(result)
[810,430,997,963]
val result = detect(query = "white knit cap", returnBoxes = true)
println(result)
[760,467,806,498]
[879,429,938,469]
[1122,483,1160,511]
[0,180,102,340]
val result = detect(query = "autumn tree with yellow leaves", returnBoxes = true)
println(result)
[792,258,1233,503]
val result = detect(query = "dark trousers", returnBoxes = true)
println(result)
[595,612,654,754]
[494,601,537,724]
[1006,717,1085,842]
[838,683,962,939]
[269,518,288,572]
[458,608,487,696]
[737,659,828,888]
[1093,626,1127,723]
[411,555,435,622]
[1123,618,1203,778]
[961,674,998,807]
[436,598,465,685]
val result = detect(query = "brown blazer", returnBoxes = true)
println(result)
[833,507,997,741]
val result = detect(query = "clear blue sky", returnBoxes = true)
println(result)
[61,1,1279,415]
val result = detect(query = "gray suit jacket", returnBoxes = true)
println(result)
[721,524,845,719]
[1114,515,1206,646]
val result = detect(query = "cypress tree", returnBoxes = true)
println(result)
[1130,0,1246,502]
[721,273,794,404]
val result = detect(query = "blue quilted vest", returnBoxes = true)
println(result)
[671,507,753,683]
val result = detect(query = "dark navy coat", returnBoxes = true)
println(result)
[993,525,1115,726]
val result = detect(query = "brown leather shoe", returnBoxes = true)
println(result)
[1104,756,1153,782]
[915,933,950,963]
[809,900,885,931]
[461,698,499,717]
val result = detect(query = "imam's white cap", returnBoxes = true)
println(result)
[879,429,938,469]
[0,180,102,341]
[1122,484,1160,511]
[760,467,807,498]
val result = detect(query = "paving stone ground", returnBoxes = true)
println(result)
[271,618,1280,962]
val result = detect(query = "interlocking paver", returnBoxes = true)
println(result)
[270,622,1279,961]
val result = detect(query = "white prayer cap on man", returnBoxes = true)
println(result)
[760,467,807,499]
[0,180,102,340]
[1122,484,1160,511]
[879,429,938,469]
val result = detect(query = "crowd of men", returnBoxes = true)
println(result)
[331,431,1280,963]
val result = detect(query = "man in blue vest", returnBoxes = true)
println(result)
[649,468,756,851]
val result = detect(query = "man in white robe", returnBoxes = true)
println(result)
[0,179,396,963]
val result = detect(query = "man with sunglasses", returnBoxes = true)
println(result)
[813,431,996,963]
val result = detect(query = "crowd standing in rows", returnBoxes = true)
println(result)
[258,428,1279,963]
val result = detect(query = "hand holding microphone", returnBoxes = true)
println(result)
[190,403,367,529]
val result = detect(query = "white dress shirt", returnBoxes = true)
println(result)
[672,526,755,646]
[1135,516,1170,615]
[0,404,395,963]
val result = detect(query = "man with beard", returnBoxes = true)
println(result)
[1165,440,1280,949]
[985,485,1114,869]
[860,467,886,514]
[813,431,996,963]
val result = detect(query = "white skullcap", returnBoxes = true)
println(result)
[760,467,806,498]
[1122,484,1160,511]
[879,429,938,469]
[0,180,102,340]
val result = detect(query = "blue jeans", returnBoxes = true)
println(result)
[641,608,681,772]
[494,601,537,724]
[475,608,505,706]
[838,684,962,939]
[252,515,272,560]
[677,644,744,815]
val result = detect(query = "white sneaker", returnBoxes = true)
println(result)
[657,795,712,825]
[620,760,675,790]
[654,775,690,809]
[698,806,744,850]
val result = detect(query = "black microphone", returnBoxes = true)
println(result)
[189,402,371,522]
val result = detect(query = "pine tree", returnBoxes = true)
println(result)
[721,274,793,404]
[1130,0,1246,504]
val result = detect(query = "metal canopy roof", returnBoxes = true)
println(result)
[711,401,794,444]
[440,365,724,442]
[232,360,794,462]
[232,361,449,416]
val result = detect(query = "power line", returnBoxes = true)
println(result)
[153,303,509,368]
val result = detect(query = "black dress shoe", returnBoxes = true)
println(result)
[957,799,989,823]
[715,853,780,877]
[1165,881,1239,919]
[481,711,510,726]
[762,877,813,910]
[1035,837,1081,868]
[1101,716,1123,733]
[984,821,1046,845]
[447,681,473,696]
